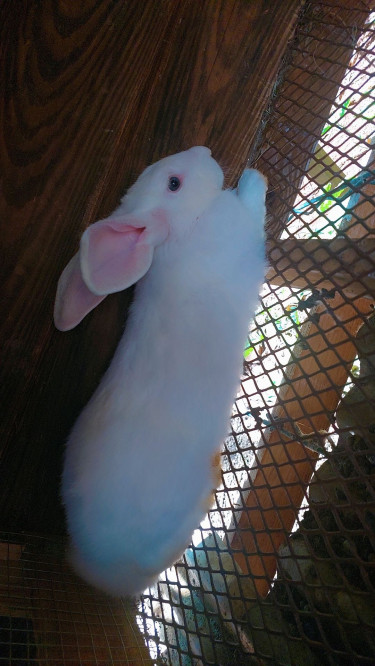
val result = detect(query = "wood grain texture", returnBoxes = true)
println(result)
[0,0,302,533]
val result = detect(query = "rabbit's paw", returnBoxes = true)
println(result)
[237,169,267,209]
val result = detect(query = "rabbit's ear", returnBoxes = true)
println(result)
[54,253,106,331]
[80,210,169,296]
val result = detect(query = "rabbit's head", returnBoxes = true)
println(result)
[54,147,224,332]
[123,146,224,236]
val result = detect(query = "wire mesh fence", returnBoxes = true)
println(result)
[1,1,374,664]
[0,533,153,664]
[137,3,375,664]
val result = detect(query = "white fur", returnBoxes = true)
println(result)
[57,147,266,596]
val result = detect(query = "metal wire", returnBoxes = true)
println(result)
[137,3,375,664]
[1,2,374,664]
[0,533,154,664]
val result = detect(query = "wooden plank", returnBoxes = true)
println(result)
[230,294,372,597]
[266,235,375,299]
[0,0,303,533]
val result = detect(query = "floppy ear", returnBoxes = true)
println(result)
[54,209,169,331]
[80,210,169,296]
[54,253,106,331]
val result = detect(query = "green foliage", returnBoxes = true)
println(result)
[321,97,351,136]
[318,183,348,213]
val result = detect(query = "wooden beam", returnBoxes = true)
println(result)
[230,294,372,597]
[266,236,375,299]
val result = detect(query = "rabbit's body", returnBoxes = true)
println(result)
[56,147,266,596]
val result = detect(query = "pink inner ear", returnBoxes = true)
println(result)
[80,213,168,295]
[54,253,106,331]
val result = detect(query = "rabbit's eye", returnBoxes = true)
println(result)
[168,176,181,192]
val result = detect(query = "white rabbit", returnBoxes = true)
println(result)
[54,146,266,596]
